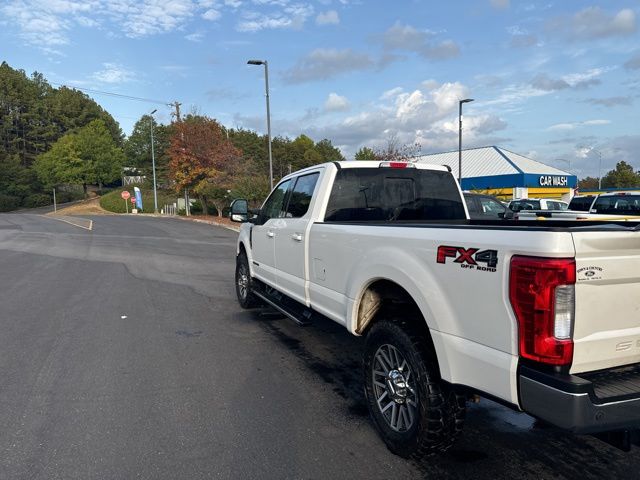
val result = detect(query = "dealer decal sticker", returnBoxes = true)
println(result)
[576,266,604,281]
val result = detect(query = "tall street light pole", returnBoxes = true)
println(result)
[149,109,158,213]
[458,98,474,185]
[595,149,602,190]
[580,145,603,190]
[247,59,273,189]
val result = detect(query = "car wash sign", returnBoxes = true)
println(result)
[539,175,568,187]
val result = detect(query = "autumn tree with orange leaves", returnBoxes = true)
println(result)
[168,115,243,216]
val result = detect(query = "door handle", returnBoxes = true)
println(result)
[267,231,275,238]
[291,233,303,242]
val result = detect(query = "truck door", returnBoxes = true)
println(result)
[250,179,292,288]
[273,171,321,305]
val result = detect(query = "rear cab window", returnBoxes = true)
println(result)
[569,196,594,211]
[324,167,466,222]
[591,195,640,214]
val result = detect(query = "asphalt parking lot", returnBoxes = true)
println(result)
[0,213,637,479]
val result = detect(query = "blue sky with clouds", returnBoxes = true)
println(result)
[1,0,639,179]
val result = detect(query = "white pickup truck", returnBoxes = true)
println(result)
[230,161,640,458]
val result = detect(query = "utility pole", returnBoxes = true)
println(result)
[170,101,182,122]
[149,109,158,213]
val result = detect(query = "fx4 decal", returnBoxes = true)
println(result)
[436,246,498,272]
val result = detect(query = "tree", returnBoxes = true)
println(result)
[315,139,345,162]
[34,119,125,196]
[355,146,377,160]
[168,115,243,216]
[34,134,86,189]
[601,161,640,189]
[0,62,124,208]
[76,120,125,193]
[123,115,173,186]
[577,176,599,190]
[374,133,421,161]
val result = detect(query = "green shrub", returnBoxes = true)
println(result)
[0,194,21,212]
[100,188,177,214]
[190,200,203,215]
[56,188,84,203]
[24,194,51,208]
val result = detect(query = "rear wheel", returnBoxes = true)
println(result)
[363,318,465,458]
[235,251,260,309]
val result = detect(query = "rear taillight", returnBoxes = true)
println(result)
[509,256,576,366]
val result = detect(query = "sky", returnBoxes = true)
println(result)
[1,0,639,180]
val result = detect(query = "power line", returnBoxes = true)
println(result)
[49,82,171,106]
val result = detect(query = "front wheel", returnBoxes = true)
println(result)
[363,319,465,458]
[235,252,260,309]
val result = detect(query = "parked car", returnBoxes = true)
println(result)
[230,161,640,458]
[508,198,568,212]
[568,195,597,212]
[590,192,640,215]
[463,192,509,219]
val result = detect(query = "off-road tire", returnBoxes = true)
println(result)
[235,251,260,309]
[363,318,466,459]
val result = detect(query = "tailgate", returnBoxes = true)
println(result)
[571,229,640,374]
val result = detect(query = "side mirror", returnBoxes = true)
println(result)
[230,198,248,223]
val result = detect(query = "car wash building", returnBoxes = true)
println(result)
[415,146,577,201]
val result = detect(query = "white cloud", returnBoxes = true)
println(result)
[202,9,221,20]
[91,62,136,83]
[238,3,314,32]
[2,0,317,50]
[283,48,374,84]
[585,96,632,107]
[584,119,611,126]
[549,7,637,40]
[0,0,232,50]
[548,119,611,131]
[563,68,608,88]
[480,84,548,107]
[548,123,576,131]
[380,87,404,100]
[431,82,470,113]
[530,68,607,92]
[284,81,505,158]
[381,21,460,60]
[316,9,339,25]
[324,92,350,112]
[185,31,204,42]
[421,79,440,91]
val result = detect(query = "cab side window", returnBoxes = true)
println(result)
[259,179,292,223]
[285,172,320,218]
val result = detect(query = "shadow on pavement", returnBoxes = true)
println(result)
[252,310,638,480]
